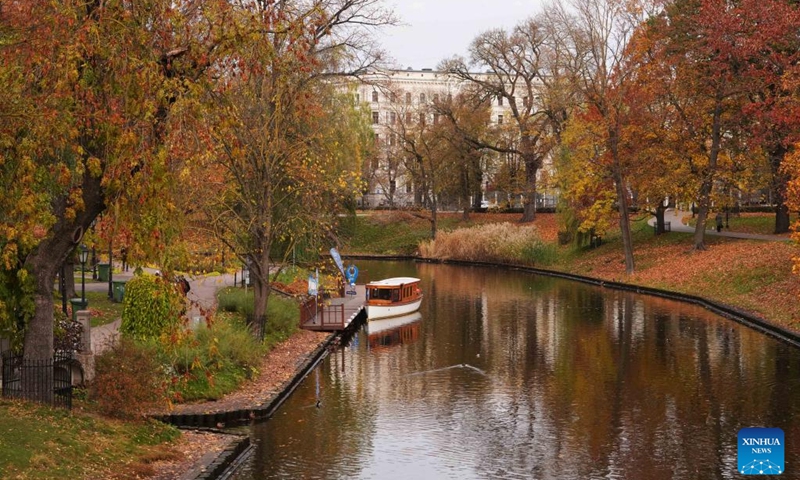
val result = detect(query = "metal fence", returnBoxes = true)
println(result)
[1,350,74,409]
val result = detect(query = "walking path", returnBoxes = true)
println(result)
[650,208,792,242]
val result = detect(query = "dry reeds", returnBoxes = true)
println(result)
[419,223,556,265]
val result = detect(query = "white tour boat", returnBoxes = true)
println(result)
[366,277,423,320]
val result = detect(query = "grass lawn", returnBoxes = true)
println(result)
[0,399,180,479]
[686,212,795,236]
[54,290,123,328]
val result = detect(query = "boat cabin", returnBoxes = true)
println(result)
[367,277,421,305]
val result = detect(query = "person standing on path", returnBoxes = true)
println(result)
[715,213,724,232]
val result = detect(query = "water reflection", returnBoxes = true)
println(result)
[366,312,422,351]
[232,261,800,479]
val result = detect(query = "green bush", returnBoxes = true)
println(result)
[120,274,184,340]
[91,338,168,419]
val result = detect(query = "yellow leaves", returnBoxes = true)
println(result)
[87,156,102,177]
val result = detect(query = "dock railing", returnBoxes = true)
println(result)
[299,297,346,330]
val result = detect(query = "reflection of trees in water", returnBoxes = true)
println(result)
[244,261,800,479]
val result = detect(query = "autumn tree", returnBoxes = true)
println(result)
[723,0,800,233]
[0,0,228,401]
[430,91,493,219]
[391,97,453,238]
[629,0,767,250]
[443,17,567,222]
[545,0,660,272]
[198,0,393,324]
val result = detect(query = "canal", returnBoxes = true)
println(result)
[231,260,800,479]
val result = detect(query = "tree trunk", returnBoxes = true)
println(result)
[654,203,667,235]
[430,196,438,239]
[694,98,723,251]
[693,184,712,251]
[251,250,271,322]
[768,144,790,234]
[519,137,540,223]
[22,258,59,404]
[609,135,635,275]
[22,170,104,402]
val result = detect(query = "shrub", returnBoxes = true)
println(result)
[151,315,265,402]
[121,274,184,340]
[217,287,254,318]
[263,295,299,347]
[90,338,168,419]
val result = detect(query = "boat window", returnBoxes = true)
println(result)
[392,289,400,302]
[370,288,392,300]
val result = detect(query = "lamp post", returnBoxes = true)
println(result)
[107,241,113,300]
[60,263,67,315]
[79,244,89,307]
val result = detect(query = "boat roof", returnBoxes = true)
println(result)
[366,277,420,287]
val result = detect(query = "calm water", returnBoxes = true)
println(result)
[232,261,800,479]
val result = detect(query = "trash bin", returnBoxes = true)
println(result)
[69,298,88,321]
[97,263,110,282]
[112,280,127,303]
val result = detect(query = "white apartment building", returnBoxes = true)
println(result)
[351,68,554,210]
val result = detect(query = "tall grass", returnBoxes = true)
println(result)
[217,287,299,347]
[419,223,558,266]
[151,315,266,402]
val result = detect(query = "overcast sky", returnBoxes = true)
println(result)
[378,0,547,70]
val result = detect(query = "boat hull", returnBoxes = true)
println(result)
[367,297,422,320]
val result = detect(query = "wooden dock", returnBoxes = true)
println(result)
[300,284,366,332]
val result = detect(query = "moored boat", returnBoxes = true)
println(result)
[366,277,423,319]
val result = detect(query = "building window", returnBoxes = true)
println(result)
[433,113,440,124]
[433,94,439,103]
[390,179,396,192]
[419,93,426,103]
[405,92,411,104]
[372,111,379,124]
[391,92,397,103]
[390,133,396,146]
[419,112,425,125]
[406,183,412,193]
[498,96,503,106]
[523,96,530,107]
[371,157,379,170]
[405,112,412,124]
[374,133,380,144]
[372,91,379,103]
[498,114,503,124]
[355,93,360,103]
[390,112,396,125]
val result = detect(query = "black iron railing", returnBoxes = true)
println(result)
[1,350,74,409]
